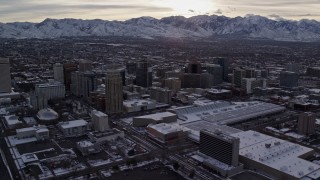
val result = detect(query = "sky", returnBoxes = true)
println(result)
[1,0,320,22]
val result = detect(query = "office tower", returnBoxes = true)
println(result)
[181,74,201,88]
[150,87,172,104]
[126,61,137,75]
[53,63,64,83]
[205,64,223,85]
[83,72,97,99]
[279,71,299,88]
[306,67,320,78]
[91,110,109,132]
[31,80,65,110]
[164,78,181,92]
[200,129,239,166]
[233,69,246,87]
[79,59,93,72]
[200,72,214,89]
[187,61,202,74]
[0,58,12,93]
[70,70,101,99]
[241,78,266,94]
[298,112,316,135]
[136,60,152,87]
[245,69,256,78]
[213,57,229,81]
[105,70,123,114]
[70,71,82,96]
[119,68,126,86]
[286,63,300,74]
[63,63,78,90]
[261,70,269,78]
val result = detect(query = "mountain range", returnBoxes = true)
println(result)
[1,15,320,41]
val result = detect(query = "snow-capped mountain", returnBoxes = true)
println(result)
[1,15,320,41]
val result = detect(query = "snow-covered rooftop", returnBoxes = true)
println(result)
[135,112,176,121]
[4,115,22,126]
[58,119,87,129]
[231,130,320,179]
[173,101,285,125]
[148,123,182,135]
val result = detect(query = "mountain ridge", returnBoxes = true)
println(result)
[1,15,320,41]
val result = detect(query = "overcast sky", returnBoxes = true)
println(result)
[1,0,320,22]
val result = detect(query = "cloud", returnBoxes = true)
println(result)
[2,0,320,22]
[0,2,173,22]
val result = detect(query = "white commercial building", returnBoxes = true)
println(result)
[58,119,89,137]
[147,123,187,143]
[230,130,320,180]
[3,115,23,129]
[31,80,65,109]
[91,110,109,132]
[16,125,49,140]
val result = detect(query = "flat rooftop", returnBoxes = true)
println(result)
[91,110,108,117]
[173,101,285,125]
[58,119,87,129]
[182,120,242,135]
[148,123,182,135]
[231,130,320,179]
[135,112,176,121]
[89,128,122,138]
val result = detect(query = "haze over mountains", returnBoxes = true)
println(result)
[1,15,320,41]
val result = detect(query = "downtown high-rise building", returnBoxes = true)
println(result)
[279,71,299,88]
[53,63,64,83]
[213,57,229,81]
[105,70,123,114]
[0,58,12,93]
[298,112,316,135]
[136,60,152,87]
[79,59,93,72]
[200,129,240,166]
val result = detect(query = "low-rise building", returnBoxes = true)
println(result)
[76,140,100,156]
[147,123,187,143]
[16,125,49,140]
[88,128,124,144]
[133,112,177,127]
[3,115,23,129]
[231,130,320,180]
[58,119,89,137]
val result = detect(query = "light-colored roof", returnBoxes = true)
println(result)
[59,119,87,129]
[173,101,285,125]
[148,123,182,134]
[37,108,59,121]
[91,110,108,117]
[135,112,176,121]
[4,115,22,126]
[77,140,94,147]
[231,130,320,179]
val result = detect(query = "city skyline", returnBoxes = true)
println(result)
[1,0,320,22]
